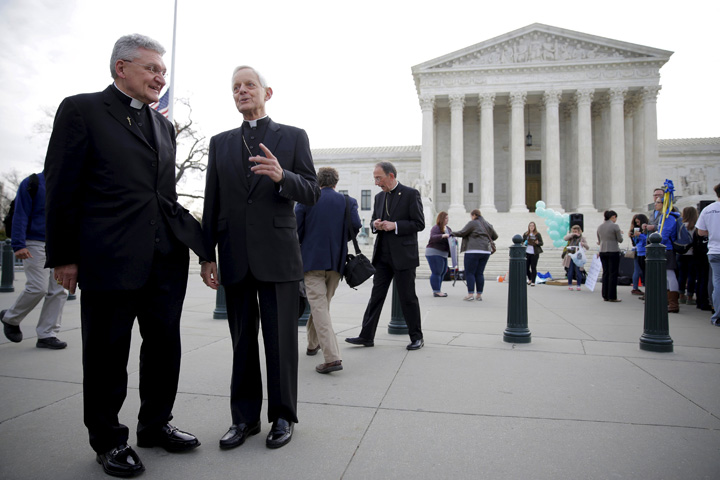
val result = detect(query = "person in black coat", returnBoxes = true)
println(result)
[201,66,319,451]
[345,162,425,350]
[44,34,208,478]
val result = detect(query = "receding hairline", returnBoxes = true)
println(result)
[231,66,269,89]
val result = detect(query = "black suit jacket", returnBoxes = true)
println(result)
[44,86,207,290]
[202,119,320,285]
[371,183,425,270]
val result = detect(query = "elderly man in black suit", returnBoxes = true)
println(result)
[346,162,425,350]
[201,66,319,450]
[44,34,208,477]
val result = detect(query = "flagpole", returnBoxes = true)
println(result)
[167,0,178,123]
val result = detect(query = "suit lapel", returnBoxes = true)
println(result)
[227,128,249,189]
[103,88,153,149]
[388,184,403,218]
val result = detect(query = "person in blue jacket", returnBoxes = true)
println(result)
[1,172,67,349]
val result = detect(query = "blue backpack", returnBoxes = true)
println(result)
[669,212,692,254]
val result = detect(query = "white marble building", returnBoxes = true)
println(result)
[311,24,720,237]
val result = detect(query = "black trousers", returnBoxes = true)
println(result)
[600,251,620,300]
[360,249,423,342]
[526,253,539,283]
[80,248,189,454]
[224,273,299,425]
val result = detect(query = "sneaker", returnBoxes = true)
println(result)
[576,287,582,291]
[568,287,573,290]
[1,310,22,343]
[631,289,643,295]
[475,294,482,301]
[463,295,474,301]
[36,337,67,349]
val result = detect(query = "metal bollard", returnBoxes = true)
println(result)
[639,233,673,352]
[504,235,531,343]
[387,279,409,335]
[0,239,15,292]
[213,285,228,320]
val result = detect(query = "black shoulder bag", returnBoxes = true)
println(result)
[343,196,375,289]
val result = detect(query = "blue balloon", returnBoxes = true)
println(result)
[549,230,561,240]
[536,206,546,217]
[535,200,546,210]
[554,239,566,248]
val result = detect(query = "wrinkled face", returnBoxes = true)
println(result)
[115,47,166,104]
[373,166,396,192]
[232,68,272,120]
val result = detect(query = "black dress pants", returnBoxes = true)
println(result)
[224,273,299,425]
[80,248,189,454]
[600,251,620,300]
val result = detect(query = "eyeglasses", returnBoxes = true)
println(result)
[123,59,167,79]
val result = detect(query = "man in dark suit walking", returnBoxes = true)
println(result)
[295,167,361,374]
[345,162,425,350]
[44,34,208,477]
[201,66,319,450]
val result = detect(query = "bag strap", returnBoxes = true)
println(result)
[344,195,361,255]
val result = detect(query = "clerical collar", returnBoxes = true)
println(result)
[112,83,145,109]
[387,182,399,194]
[243,116,269,128]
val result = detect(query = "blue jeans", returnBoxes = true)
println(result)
[464,253,490,294]
[632,256,645,290]
[426,255,448,293]
[708,254,720,324]
[567,261,582,287]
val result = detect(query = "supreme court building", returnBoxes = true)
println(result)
[312,24,720,233]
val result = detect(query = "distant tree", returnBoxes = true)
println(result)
[172,98,208,201]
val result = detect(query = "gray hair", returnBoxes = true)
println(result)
[110,34,166,79]
[375,162,397,178]
[231,65,269,89]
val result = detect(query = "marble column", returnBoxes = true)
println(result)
[632,93,646,210]
[575,89,595,212]
[567,101,579,210]
[448,94,467,219]
[609,87,630,213]
[543,90,563,211]
[509,91,528,212]
[624,101,634,212]
[643,86,661,199]
[479,93,497,213]
[419,94,435,199]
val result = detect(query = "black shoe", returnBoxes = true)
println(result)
[1,310,22,343]
[219,420,261,449]
[407,339,424,350]
[96,444,145,478]
[306,345,321,356]
[137,423,200,452]
[266,418,293,449]
[36,337,67,349]
[345,336,374,347]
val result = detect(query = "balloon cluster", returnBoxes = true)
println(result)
[534,200,570,248]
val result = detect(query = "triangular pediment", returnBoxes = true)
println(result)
[413,23,673,72]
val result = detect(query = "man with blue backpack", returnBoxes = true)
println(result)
[1,172,68,348]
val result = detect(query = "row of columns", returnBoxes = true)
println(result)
[419,86,661,215]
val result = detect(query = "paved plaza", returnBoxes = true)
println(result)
[1,268,719,479]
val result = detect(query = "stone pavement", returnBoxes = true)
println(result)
[1,269,719,479]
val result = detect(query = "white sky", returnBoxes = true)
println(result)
[1,0,718,185]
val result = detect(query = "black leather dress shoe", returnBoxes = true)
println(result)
[407,339,424,350]
[137,423,200,452]
[266,418,294,449]
[345,336,374,347]
[96,444,145,477]
[1,310,22,343]
[219,420,261,449]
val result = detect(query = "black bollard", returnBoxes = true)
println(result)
[639,233,673,352]
[298,302,310,326]
[504,234,531,343]
[213,285,228,320]
[0,239,14,293]
[387,279,409,335]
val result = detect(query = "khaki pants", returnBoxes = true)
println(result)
[304,270,341,363]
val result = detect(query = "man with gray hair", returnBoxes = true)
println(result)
[44,34,208,477]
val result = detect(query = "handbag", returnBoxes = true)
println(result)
[343,196,375,289]
[480,221,497,254]
[625,249,636,259]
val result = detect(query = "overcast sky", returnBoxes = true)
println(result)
[1,0,718,188]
